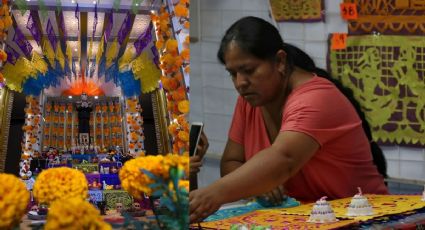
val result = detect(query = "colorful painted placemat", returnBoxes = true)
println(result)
[345,0,425,35]
[328,35,425,145]
[200,212,358,230]
[204,197,300,222]
[275,195,425,221]
[269,0,324,22]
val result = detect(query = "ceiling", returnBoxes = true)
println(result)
[6,0,163,96]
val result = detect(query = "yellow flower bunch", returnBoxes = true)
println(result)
[45,197,111,230]
[33,167,88,204]
[119,154,189,199]
[0,174,30,230]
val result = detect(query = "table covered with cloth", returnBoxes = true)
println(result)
[193,195,425,229]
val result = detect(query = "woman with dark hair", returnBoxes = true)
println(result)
[189,16,388,223]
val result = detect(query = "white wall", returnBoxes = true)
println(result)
[190,0,425,188]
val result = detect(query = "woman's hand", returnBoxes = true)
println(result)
[189,185,223,223]
[196,131,209,158]
[256,185,287,207]
[190,155,203,174]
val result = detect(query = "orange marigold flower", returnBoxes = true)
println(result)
[184,21,190,29]
[180,48,189,61]
[174,4,189,18]
[168,123,179,135]
[177,130,189,142]
[155,40,164,50]
[184,65,190,73]
[171,87,186,101]
[178,100,189,114]
[165,39,178,54]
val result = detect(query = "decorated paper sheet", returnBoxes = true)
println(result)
[200,212,358,230]
[328,35,425,145]
[345,0,425,35]
[199,195,424,229]
[269,0,324,22]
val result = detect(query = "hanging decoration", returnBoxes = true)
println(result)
[105,38,119,68]
[38,0,48,22]
[346,0,425,35]
[132,50,160,93]
[118,71,141,96]
[269,0,324,22]
[5,45,19,65]
[58,10,67,38]
[14,0,28,16]
[75,3,80,31]
[113,0,121,12]
[1,57,37,92]
[13,27,33,57]
[329,35,425,145]
[134,22,153,56]
[46,18,57,52]
[131,0,143,14]
[42,39,55,67]
[117,12,132,45]
[104,13,113,43]
[26,11,42,46]
[56,0,62,12]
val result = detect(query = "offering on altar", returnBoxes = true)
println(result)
[346,187,374,216]
[307,196,338,223]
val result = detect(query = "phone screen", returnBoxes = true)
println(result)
[189,123,203,156]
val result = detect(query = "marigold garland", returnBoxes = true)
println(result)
[33,167,88,204]
[152,1,190,154]
[45,197,111,230]
[0,174,30,230]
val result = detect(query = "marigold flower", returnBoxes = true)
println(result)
[45,197,111,230]
[0,174,30,230]
[33,167,88,204]
[174,4,189,17]
[177,130,189,142]
[178,100,189,114]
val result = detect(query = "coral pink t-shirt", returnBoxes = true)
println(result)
[228,76,388,201]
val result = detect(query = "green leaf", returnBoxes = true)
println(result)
[160,196,176,212]
[152,189,165,197]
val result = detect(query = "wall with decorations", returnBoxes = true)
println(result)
[190,0,425,189]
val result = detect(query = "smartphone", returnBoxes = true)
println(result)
[189,122,204,157]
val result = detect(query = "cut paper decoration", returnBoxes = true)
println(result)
[328,35,425,145]
[132,51,160,93]
[345,0,425,35]
[269,0,324,22]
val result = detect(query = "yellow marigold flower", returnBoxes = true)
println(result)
[119,154,189,198]
[45,197,111,230]
[33,167,88,204]
[178,100,190,114]
[0,174,30,230]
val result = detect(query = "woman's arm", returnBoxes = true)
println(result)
[189,131,319,222]
[220,139,245,177]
